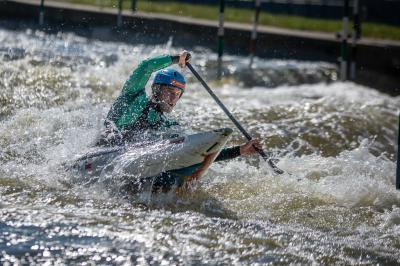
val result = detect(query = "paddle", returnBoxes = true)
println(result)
[186,62,284,175]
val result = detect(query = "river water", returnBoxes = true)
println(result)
[1,27,399,265]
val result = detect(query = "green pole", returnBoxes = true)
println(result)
[249,0,261,67]
[131,0,137,12]
[350,0,361,80]
[217,0,225,80]
[340,0,350,81]
[39,0,45,25]
[117,0,123,27]
[397,112,400,190]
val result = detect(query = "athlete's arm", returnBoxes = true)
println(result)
[215,139,262,162]
[122,55,179,96]
[214,146,241,162]
[105,54,180,126]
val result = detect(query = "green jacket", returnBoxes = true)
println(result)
[102,55,241,162]
[105,54,179,134]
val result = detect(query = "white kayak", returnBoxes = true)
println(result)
[67,128,233,190]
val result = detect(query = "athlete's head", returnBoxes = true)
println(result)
[151,68,186,113]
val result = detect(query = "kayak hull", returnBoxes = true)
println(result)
[67,128,233,191]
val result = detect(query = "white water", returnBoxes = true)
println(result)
[1,28,400,264]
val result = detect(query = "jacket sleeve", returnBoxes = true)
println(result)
[122,55,178,96]
[214,146,241,162]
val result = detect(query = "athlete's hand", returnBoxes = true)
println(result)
[240,138,262,156]
[178,50,190,68]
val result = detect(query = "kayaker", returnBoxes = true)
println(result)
[98,51,262,162]
[98,51,263,192]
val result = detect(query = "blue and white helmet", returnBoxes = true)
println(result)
[153,68,186,91]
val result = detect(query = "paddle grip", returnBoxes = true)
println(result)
[185,52,191,62]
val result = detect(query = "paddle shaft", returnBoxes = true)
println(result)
[186,63,284,174]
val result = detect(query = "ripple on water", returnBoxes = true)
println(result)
[0,27,399,264]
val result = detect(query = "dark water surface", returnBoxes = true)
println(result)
[1,28,399,265]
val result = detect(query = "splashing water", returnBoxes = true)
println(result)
[0,27,399,264]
